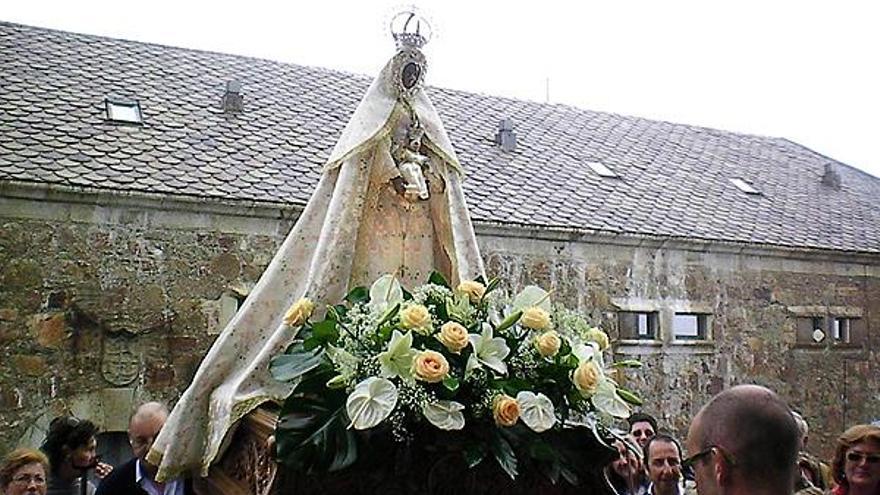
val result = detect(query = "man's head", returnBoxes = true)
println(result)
[644,433,683,492]
[685,385,799,495]
[128,402,168,464]
[629,412,658,448]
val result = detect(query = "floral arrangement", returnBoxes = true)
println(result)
[270,273,642,486]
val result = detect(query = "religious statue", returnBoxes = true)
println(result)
[146,10,486,484]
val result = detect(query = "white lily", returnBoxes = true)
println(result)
[422,400,466,430]
[516,391,556,433]
[467,323,510,375]
[346,377,398,429]
[378,330,416,380]
[591,378,631,419]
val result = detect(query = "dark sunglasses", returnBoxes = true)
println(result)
[682,445,737,469]
[846,451,880,464]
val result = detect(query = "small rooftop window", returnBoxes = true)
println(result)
[730,178,760,194]
[105,98,143,124]
[586,161,618,178]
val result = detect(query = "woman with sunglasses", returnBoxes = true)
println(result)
[830,424,880,495]
[40,417,111,495]
[0,448,49,495]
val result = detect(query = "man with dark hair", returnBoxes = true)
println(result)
[629,412,658,449]
[685,385,800,495]
[643,433,688,495]
[96,403,192,495]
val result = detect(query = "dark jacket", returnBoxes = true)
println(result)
[95,458,193,495]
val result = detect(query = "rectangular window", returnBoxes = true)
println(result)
[673,313,709,340]
[618,311,658,340]
[105,98,143,124]
[833,317,854,343]
[796,316,826,345]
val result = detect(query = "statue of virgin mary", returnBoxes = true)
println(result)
[147,14,486,481]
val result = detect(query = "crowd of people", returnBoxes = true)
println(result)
[1,386,878,495]
[606,385,880,495]
[0,402,192,495]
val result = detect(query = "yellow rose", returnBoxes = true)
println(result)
[521,306,551,330]
[534,331,561,357]
[572,360,602,395]
[283,298,314,327]
[437,322,469,353]
[584,327,610,351]
[400,304,432,334]
[457,280,486,303]
[492,394,520,427]
[412,350,450,383]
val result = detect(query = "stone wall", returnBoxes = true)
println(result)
[1,188,877,461]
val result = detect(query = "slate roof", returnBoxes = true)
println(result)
[1,21,879,254]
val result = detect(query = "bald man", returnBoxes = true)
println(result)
[684,385,799,495]
[96,402,193,495]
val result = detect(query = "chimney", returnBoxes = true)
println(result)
[821,163,841,189]
[222,80,243,113]
[494,118,517,152]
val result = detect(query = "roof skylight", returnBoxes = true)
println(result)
[105,98,143,124]
[730,178,761,195]
[586,161,618,178]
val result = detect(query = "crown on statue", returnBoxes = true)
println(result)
[390,10,432,49]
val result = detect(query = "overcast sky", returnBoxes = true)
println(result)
[4,0,879,178]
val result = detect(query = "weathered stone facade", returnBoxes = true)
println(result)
[1,187,878,461]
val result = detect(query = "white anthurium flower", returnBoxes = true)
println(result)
[346,377,398,430]
[369,274,403,313]
[378,330,416,380]
[423,400,466,430]
[468,323,510,375]
[512,285,552,312]
[516,391,556,433]
[572,341,605,368]
[591,378,631,419]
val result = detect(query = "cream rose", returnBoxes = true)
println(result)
[457,280,486,303]
[283,298,314,327]
[492,394,520,427]
[521,306,551,330]
[400,304,432,334]
[534,330,561,357]
[584,327,610,351]
[412,350,450,383]
[437,322,469,353]
[572,360,602,395]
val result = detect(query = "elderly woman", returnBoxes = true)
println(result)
[0,448,49,495]
[831,424,880,495]
[40,417,110,495]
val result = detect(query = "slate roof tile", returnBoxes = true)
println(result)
[1,21,878,253]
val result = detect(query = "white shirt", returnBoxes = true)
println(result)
[135,460,184,495]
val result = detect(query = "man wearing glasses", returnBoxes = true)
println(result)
[684,385,800,495]
[96,403,193,495]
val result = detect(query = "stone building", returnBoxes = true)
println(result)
[1,21,878,462]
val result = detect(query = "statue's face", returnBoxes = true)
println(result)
[402,62,421,89]
[409,138,421,151]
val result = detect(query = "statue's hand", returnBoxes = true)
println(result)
[391,176,407,196]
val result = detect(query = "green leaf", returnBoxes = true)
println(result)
[463,443,487,468]
[274,372,357,473]
[269,348,325,382]
[484,277,502,296]
[611,359,643,368]
[442,376,459,392]
[312,320,339,346]
[616,387,644,406]
[344,286,369,304]
[428,271,450,288]
[489,430,518,479]
[376,302,401,327]
[496,310,523,332]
